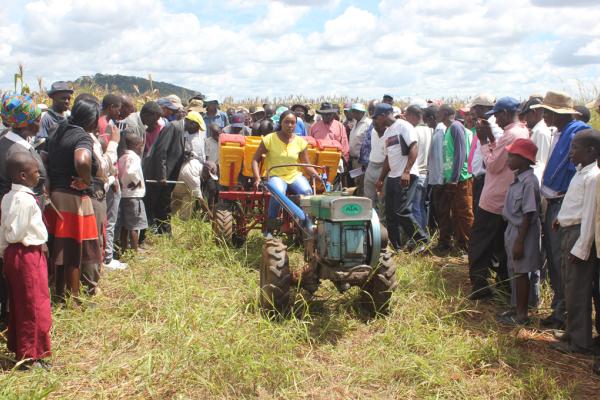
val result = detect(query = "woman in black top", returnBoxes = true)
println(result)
[46,99,101,301]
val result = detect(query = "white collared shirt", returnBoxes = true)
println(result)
[349,115,372,159]
[557,162,600,260]
[0,184,48,255]
[414,123,432,176]
[530,119,553,183]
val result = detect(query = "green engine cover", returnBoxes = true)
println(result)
[309,195,372,221]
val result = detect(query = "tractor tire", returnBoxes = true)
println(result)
[213,204,233,244]
[361,250,397,315]
[260,239,291,315]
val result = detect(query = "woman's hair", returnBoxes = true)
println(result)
[278,110,296,128]
[69,98,100,132]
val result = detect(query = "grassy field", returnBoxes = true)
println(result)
[0,217,599,399]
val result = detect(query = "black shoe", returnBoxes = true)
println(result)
[540,316,565,330]
[550,341,596,356]
[593,359,600,375]
[468,287,493,300]
[497,313,530,327]
[433,243,451,254]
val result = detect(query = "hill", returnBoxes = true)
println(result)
[73,73,201,100]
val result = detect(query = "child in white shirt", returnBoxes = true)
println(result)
[118,135,148,252]
[0,152,51,370]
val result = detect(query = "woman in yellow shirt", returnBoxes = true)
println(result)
[252,110,319,221]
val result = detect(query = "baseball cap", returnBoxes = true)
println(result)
[350,103,366,112]
[185,111,205,128]
[230,113,246,128]
[372,103,393,118]
[485,96,521,116]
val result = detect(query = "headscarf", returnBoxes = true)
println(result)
[271,106,289,125]
[0,94,41,128]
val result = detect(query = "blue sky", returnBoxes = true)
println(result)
[0,0,599,101]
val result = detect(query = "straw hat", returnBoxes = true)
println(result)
[187,99,205,113]
[531,91,581,115]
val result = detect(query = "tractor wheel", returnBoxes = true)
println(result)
[260,239,291,315]
[361,250,397,315]
[213,204,233,244]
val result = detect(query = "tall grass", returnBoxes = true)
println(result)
[0,217,595,398]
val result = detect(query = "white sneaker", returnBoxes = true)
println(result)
[103,259,128,271]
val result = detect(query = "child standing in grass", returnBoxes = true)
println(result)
[0,152,51,370]
[118,135,148,253]
[497,139,542,326]
[552,129,600,355]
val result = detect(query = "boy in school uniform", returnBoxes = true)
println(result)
[497,139,542,326]
[0,152,51,370]
[118,135,148,252]
[552,129,600,354]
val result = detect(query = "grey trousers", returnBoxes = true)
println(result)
[542,200,566,322]
[104,187,121,263]
[562,224,596,350]
[363,161,386,223]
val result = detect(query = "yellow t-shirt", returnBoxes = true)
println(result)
[263,132,307,184]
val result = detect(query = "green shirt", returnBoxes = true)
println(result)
[442,121,472,183]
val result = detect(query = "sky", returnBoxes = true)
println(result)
[1,0,599,102]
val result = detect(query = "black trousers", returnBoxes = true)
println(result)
[472,174,485,211]
[385,175,428,250]
[468,207,508,290]
[145,183,175,234]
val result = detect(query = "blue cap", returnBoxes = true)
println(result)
[485,96,520,116]
[372,103,393,118]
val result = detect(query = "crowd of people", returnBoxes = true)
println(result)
[1,80,600,372]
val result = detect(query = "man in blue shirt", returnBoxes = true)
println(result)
[203,97,229,137]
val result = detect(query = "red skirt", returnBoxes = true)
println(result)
[45,189,100,266]
[3,243,51,360]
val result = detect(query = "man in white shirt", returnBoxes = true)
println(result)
[407,104,432,231]
[520,97,553,182]
[374,104,428,251]
[348,103,372,194]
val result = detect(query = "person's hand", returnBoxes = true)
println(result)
[552,219,560,232]
[400,171,411,187]
[128,181,141,190]
[375,179,384,193]
[253,178,261,191]
[475,119,492,143]
[568,254,583,264]
[159,178,168,186]
[70,176,89,191]
[512,240,524,260]
[109,124,120,143]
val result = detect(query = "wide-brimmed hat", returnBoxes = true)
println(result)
[47,81,74,96]
[467,93,495,108]
[291,103,309,114]
[506,138,538,164]
[250,106,265,115]
[316,102,337,114]
[586,94,600,109]
[166,94,183,110]
[530,91,580,115]
[350,103,366,112]
[187,99,205,113]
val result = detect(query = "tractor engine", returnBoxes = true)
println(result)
[302,195,376,268]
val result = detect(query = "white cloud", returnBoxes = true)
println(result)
[1,0,599,101]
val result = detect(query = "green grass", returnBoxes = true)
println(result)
[0,217,598,399]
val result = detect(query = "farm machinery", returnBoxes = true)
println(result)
[212,134,343,245]
[259,164,396,315]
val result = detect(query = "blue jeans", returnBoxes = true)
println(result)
[411,174,428,231]
[268,175,312,219]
